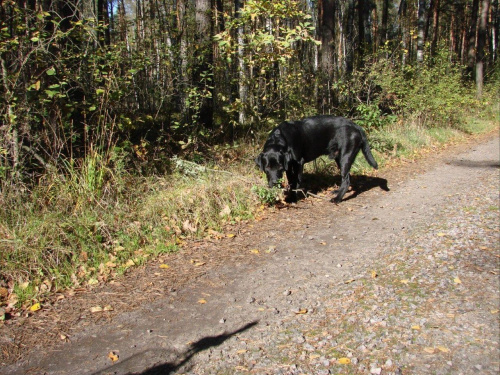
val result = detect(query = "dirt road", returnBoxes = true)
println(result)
[2,133,499,375]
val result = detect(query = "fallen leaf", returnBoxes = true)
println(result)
[159,264,170,269]
[400,279,409,284]
[338,357,351,364]
[371,270,378,278]
[125,259,135,267]
[250,249,260,254]
[30,303,41,312]
[266,245,276,253]
[108,351,119,362]
[182,220,197,233]
[437,346,449,353]
[103,305,113,311]
[454,277,462,284]
[294,308,308,315]
[226,233,236,238]
[490,309,499,314]
[219,205,231,217]
[411,325,421,330]
[423,347,435,354]
[344,279,355,284]
[437,232,446,237]
[310,354,321,360]
[90,306,104,313]
[79,251,88,262]
[236,349,248,354]
[198,299,207,304]
[190,259,206,267]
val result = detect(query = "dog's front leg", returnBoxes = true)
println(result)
[285,169,299,202]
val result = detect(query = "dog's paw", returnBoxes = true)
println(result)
[330,197,341,204]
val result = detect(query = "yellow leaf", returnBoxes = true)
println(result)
[454,277,462,284]
[108,351,119,362]
[90,306,103,313]
[190,259,206,267]
[125,259,135,267]
[227,233,236,238]
[437,346,449,353]
[159,264,170,269]
[30,303,41,312]
[371,270,378,278]
[400,279,409,284]
[411,325,421,330]
[198,299,207,304]
[294,308,308,315]
[236,349,248,354]
[250,249,260,254]
[103,305,113,311]
[490,309,499,314]
[338,357,351,364]
[437,232,446,237]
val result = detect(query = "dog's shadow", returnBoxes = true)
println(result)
[291,172,390,202]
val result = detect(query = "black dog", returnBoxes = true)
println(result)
[255,115,378,203]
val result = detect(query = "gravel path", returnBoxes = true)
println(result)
[2,135,499,375]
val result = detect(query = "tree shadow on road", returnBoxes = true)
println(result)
[448,159,500,169]
[116,321,258,375]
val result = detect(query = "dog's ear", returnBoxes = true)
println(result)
[283,150,293,170]
[255,153,264,171]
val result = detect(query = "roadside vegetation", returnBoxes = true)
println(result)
[0,0,499,313]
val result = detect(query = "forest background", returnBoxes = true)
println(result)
[0,0,498,309]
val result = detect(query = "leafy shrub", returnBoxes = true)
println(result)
[251,184,283,205]
[366,46,480,129]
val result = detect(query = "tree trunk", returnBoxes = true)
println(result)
[467,0,480,73]
[195,0,214,128]
[416,0,426,63]
[235,0,248,126]
[476,0,490,97]
[318,0,336,74]
[431,0,440,55]
[380,0,389,46]
[492,0,499,62]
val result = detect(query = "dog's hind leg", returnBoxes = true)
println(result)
[331,152,357,203]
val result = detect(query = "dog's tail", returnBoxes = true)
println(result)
[360,130,378,169]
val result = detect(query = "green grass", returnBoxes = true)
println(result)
[0,107,498,309]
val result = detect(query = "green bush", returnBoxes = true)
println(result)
[367,46,480,129]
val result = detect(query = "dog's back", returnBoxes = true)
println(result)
[278,116,368,164]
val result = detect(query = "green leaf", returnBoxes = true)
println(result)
[95,89,105,95]
[46,68,56,76]
[45,90,57,98]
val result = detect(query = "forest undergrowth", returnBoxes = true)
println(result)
[0,65,499,318]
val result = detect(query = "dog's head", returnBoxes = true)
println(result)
[255,148,292,188]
